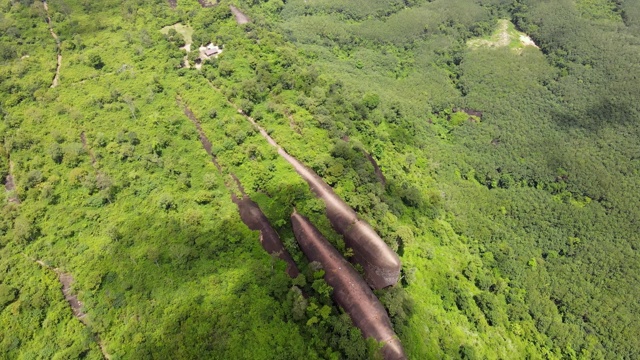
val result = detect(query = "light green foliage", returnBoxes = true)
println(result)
[0,255,103,358]
[576,0,623,22]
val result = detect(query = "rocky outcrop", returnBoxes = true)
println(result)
[241,111,400,288]
[291,211,406,360]
[233,195,299,278]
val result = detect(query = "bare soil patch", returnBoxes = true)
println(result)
[167,0,176,9]
[4,174,15,193]
[468,19,539,51]
[5,160,20,204]
[519,34,538,48]
[230,5,250,24]
[197,0,216,7]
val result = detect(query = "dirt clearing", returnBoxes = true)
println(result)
[5,160,20,204]
[230,5,250,24]
[468,19,539,51]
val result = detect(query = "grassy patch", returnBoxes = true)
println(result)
[160,23,194,46]
[467,19,538,52]
[576,0,622,22]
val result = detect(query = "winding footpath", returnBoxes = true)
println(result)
[42,0,62,88]
[33,259,110,359]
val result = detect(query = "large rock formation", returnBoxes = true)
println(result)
[233,195,299,278]
[242,111,401,289]
[291,211,406,360]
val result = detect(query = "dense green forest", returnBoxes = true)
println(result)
[1,0,638,358]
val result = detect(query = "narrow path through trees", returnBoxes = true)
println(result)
[42,0,61,88]
[32,259,111,359]
[177,97,299,277]
[5,159,20,204]
[80,131,97,167]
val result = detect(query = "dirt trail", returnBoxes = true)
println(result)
[177,98,299,277]
[468,19,539,50]
[5,160,20,204]
[33,259,110,359]
[43,1,61,88]
[284,110,302,135]
[178,100,223,172]
[291,212,406,360]
[235,107,400,289]
[197,0,216,7]
[80,132,97,167]
[230,5,250,24]
[343,141,386,187]
[363,151,386,186]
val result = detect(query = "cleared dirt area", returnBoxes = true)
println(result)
[291,212,406,360]
[197,0,216,7]
[5,160,20,204]
[468,19,539,51]
[43,1,62,88]
[177,98,299,277]
[237,108,401,289]
[167,0,176,9]
[230,5,250,24]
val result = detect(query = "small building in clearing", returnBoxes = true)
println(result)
[201,43,222,58]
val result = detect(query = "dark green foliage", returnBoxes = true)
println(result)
[0,284,18,309]
[87,53,104,70]
[0,43,17,62]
